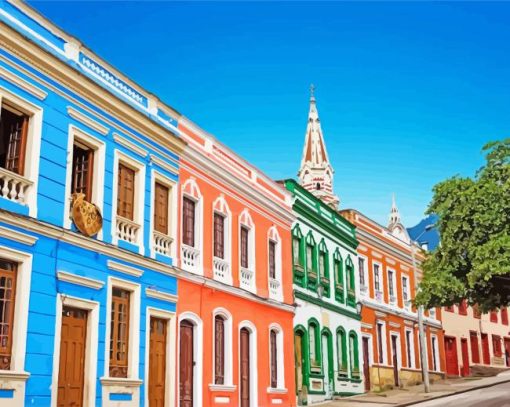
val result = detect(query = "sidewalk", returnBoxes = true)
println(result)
[322,370,510,407]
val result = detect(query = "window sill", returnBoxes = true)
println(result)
[208,383,236,392]
[100,377,143,387]
[267,387,288,394]
[0,370,30,381]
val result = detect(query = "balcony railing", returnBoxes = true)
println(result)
[240,267,255,292]
[404,299,412,311]
[116,216,140,244]
[269,278,282,301]
[181,244,200,271]
[213,257,230,283]
[0,167,32,205]
[375,290,383,302]
[389,295,397,305]
[153,230,173,257]
[360,284,368,296]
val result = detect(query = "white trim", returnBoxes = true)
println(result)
[389,331,402,369]
[211,307,234,387]
[404,327,416,369]
[267,226,283,302]
[430,334,441,372]
[208,384,236,392]
[178,312,203,407]
[268,323,285,391]
[62,124,106,239]
[212,195,232,285]
[50,295,99,407]
[144,307,177,407]
[376,320,387,365]
[0,225,37,246]
[181,178,203,275]
[238,320,258,407]
[113,132,148,157]
[401,274,410,309]
[0,65,47,100]
[387,268,397,305]
[361,333,374,369]
[372,261,383,302]
[238,209,256,294]
[150,154,178,176]
[103,277,141,380]
[67,106,109,135]
[56,270,104,290]
[145,288,178,303]
[107,260,144,277]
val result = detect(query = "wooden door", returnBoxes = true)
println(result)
[362,337,371,391]
[57,307,87,407]
[179,320,194,407]
[322,334,332,399]
[149,317,167,407]
[460,339,470,376]
[444,336,459,376]
[294,332,305,404]
[240,328,250,407]
[391,336,399,386]
[481,334,490,365]
[504,338,510,367]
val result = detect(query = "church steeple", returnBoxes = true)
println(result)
[388,193,401,227]
[388,194,410,243]
[298,85,339,208]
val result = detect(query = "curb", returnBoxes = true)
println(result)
[395,377,510,406]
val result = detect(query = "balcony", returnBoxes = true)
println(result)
[213,257,230,283]
[240,267,255,292]
[181,244,200,271]
[116,216,140,244]
[389,295,397,306]
[0,167,32,205]
[375,290,383,302]
[153,230,173,257]
[360,284,368,296]
[404,299,412,311]
[269,278,282,301]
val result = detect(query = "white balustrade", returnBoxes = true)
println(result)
[181,244,200,270]
[269,278,282,300]
[240,267,255,292]
[360,284,368,296]
[0,167,32,205]
[389,295,397,305]
[375,290,383,302]
[116,216,140,244]
[153,231,173,256]
[405,299,412,311]
[213,257,230,282]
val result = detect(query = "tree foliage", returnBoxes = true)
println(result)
[415,139,510,312]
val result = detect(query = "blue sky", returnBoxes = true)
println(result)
[30,1,510,226]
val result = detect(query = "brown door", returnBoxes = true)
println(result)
[57,307,87,407]
[444,336,459,376]
[391,336,399,386]
[179,320,194,407]
[240,328,250,407]
[481,333,490,365]
[461,338,470,376]
[149,317,167,407]
[504,338,510,367]
[362,337,371,391]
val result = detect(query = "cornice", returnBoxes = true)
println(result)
[145,288,178,304]
[294,290,361,320]
[0,64,46,99]
[0,224,38,246]
[57,270,104,290]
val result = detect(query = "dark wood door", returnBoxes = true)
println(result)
[57,307,87,407]
[445,336,459,376]
[362,337,371,391]
[240,328,250,407]
[149,317,167,407]
[179,320,194,407]
[391,336,399,386]
[504,338,510,367]
[461,338,470,376]
[481,334,490,365]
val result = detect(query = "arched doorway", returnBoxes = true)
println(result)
[321,329,334,399]
[294,327,308,405]
[179,319,194,407]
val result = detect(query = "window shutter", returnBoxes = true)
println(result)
[214,316,225,384]
[182,197,195,247]
[117,164,135,220]
[71,144,94,202]
[269,241,276,279]
[0,260,17,370]
[270,330,278,388]
[109,288,130,378]
[154,182,169,234]
[240,226,249,268]
[213,213,224,259]
[1,107,29,175]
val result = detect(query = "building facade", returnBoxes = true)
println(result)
[175,117,297,407]
[0,1,184,406]
[341,202,445,391]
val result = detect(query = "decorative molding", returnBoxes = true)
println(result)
[0,225,37,246]
[386,258,396,265]
[375,310,387,318]
[150,154,178,176]
[0,371,30,381]
[371,251,383,259]
[208,384,236,392]
[107,260,143,277]
[271,399,283,405]
[99,377,143,387]
[401,265,410,271]
[113,132,147,157]
[0,65,47,100]
[358,244,368,252]
[145,288,177,304]
[67,106,109,135]
[361,322,373,330]
[404,320,415,327]
[57,271,104,290]
[213,397,231,404]
[294,291,361,320]
[389,321,401,328]
[267,387,288,394]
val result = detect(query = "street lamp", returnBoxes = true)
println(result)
[411,224,434,393]
[356,300,363,315]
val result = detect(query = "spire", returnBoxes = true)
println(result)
[388,194,410,243]
[389,193,401,227]
[298,85,339,208]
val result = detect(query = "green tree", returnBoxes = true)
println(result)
[415,139,510,312]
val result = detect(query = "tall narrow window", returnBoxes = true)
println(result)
[213,213,225,259]
[402,276,409,303]
[377,322,384,364]
[473,304,481,319]
[405,330,413,368]
[458,300,468,316]
[431,336,438,371]
[309,324,317,365]
[154,182,169,234]
[358,257,365,286]
[490,311,498,323]
[269,240,276,279]
[306,244,313,272]
[502,308,509,325]
[492,335,502,357]
[214,315,225,384]
[292,237,301,266]
[240,226,249,269]
[374,264,381,292]
[0,104,29,175]
[182,197,196,247]
[0,260,17,370]
[470,331,480,363]
[110,288,130,378]
[336,329,347,376]
[71,143,94,202]
[117,164,135,220]
[270,329,278,388]
[318,251,326,279]
[388,270,394,298]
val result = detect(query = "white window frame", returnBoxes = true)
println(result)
[102,276,141,381]
[211,195,232,284]
[63,125,106,238]
[267,226,282,301]
[361,333,374,371]
[358,255,368,295]
[401,274,410,309]
[431,334,440,372]
[50,294,99,407]
[181,178,203,275]
[144,307,177,407]
[238,209,256,292]
[178,312,203,407]
[404,327,415,369]
[0,88,42,217]
[238,320,258,407]
[149,169,178,259]
[389,331,402,369]
[111,150,145,253]
[372,261,383,301]
[376,320,387,365]
[387,268,397,305]
[210,308,235,390]
[267,323,286,393]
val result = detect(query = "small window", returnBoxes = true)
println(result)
[117,163,135,220]
[109,287,130,378]
[182,197,196,247]
[377,322,384,364]
[402,276,409,303]
[214,315,225,385]
[292,237,301,266]
[470,331,480,363]
[490,311,498,323]
[473,304,481,318]
[388,270,395,297]
[308,323,320,367]
[154,182,169,234]
[458,300,468,316]
[502,309,509,326]
[358,257,365,286]
[0,104,29,176]
[405,330,413,368]
[240,226,249,269]
[374,264,381,292]
[0,259,17,370]
[71,143,94,202]
[336,329,347,375]
[349,332,360,377]
[270,329,278,388]
[268,240,276,279]
[431,336,438,371]
[492,335,502,357]
[213,212,225,259]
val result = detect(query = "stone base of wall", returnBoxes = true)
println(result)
[369,367,444,391]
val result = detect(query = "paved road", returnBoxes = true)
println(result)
[410,381,510,407]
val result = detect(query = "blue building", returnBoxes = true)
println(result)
[0,1,185,406]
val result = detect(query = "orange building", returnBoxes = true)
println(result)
[341,200,445,390]
[175,117,296,407]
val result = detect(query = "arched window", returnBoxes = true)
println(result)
[318,240,330,297]
[345,256,356,307]
[308,319,321,372]
[268,226,282,301]
[292,225,305,286]
[336,328,348,377]
[214,315,225,384]
[349,330,360,378]
[181,178,202,273]
[305,232,317,289]
[333,250,344,302]
[269,325,285,390]
[212,196,231,284]
[239,209,255,292]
